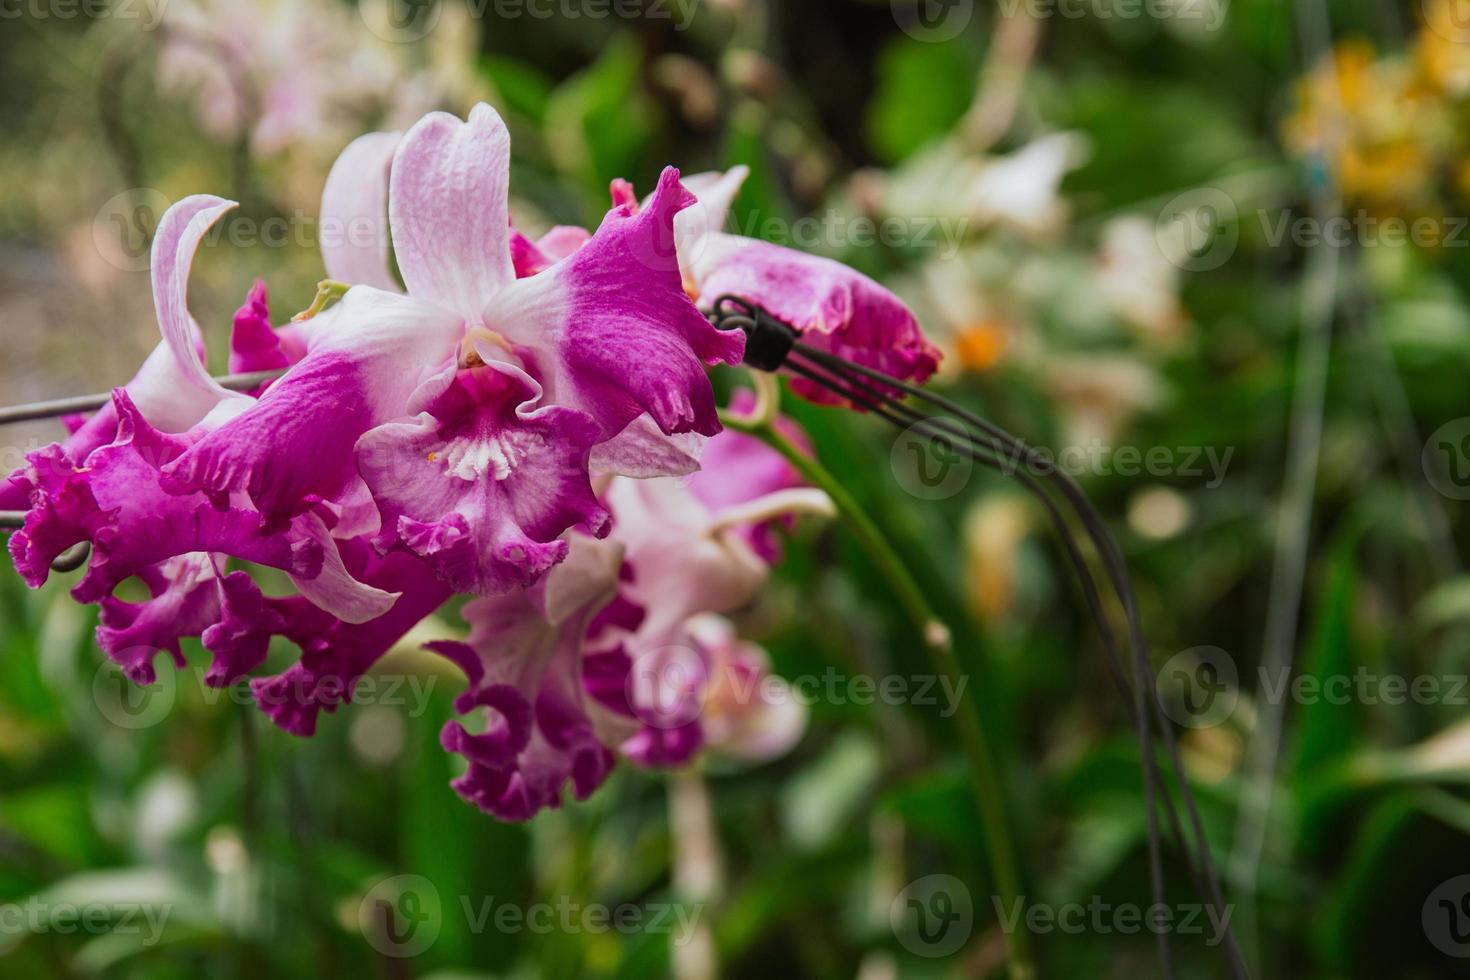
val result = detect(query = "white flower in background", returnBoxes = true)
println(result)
[1042,354,1165,449]
[155,0,483,159]
[880,132,1088,241]
[962,133,1089,239]
[1095,215,1187,345]
[962,495,1035,625]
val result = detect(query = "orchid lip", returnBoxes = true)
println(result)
[460,327,516,368]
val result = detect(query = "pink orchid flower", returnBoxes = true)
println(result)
[419,394,824,819]
[6,198,402,695]
[583,396,830,769]
[682,614,807,765]
[426,535,627,821]
[165,103,744,600]
[610,167,943,407]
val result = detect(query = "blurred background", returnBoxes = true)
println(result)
[4,0,1470,977]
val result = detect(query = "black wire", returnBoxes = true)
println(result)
[723,292,1246,974]
[788,343,1248,979]
[787,351,1187,975]
[783,353,1208,924]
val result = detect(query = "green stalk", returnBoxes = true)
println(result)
[721,403,1036,980]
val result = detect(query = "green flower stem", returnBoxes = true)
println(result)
[720,405,1036,980]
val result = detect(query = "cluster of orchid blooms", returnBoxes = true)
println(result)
[0,104,941,821]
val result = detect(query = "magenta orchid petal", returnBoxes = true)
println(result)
[686,389,812,560]
[694,235,941,404]
[621,716,706,768]
[431,536,623,820]
[686,390,808,512]
[253,549,452,736]
[8,392,395,632]
[609,178,638,210]
[228,279,301,376]
[1,327,223,510]
[536,225,591,262]
[198,570,293,687]
[581,419,823,768]
[0,472,27,511]
[161,286,462,526]
[390,104,514,319]
[605,477,768,639]
[691,615,806,764]
[588,415,706,479]
[484,167,745,451]
[672,166,747,284]
[357,366,610,595]
[320,131,402,291]
[6,395,318,597]
[289,513,400,623]
[95,554,222,685]
[671,165,942,405]
[96,556,291,690]
[509,227,551,279]
[508,225,588,278]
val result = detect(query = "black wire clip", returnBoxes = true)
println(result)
[708,295,798,372]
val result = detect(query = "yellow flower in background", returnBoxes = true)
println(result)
[1095,216,1187,347]
[1284,11,1470,213]
[962,495,1034,626]
[1283,40,1437,206]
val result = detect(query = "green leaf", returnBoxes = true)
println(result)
[1290,527,1363,780]
[543,35,658,218]
[483,56,554,125]
[867,35,980,164]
